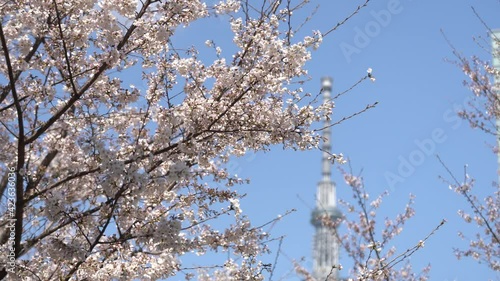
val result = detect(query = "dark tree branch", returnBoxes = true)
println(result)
[0,19,26,281]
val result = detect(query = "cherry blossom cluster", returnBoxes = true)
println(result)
[442,169,500,271]
[455,54,500,134]
[0,0,331,279]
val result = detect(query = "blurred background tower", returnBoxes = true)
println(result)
[311,77,342,280]
[492,29,500,177]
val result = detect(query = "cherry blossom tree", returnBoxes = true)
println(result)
[441,7,500,273]
[0,0,378,280]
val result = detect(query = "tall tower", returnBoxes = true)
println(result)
[311,77,342,281]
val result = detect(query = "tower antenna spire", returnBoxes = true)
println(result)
[311,77,342,281]
[321,77,333,182]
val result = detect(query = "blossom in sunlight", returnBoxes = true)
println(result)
[417,240,425,248]
[367,67,376,82]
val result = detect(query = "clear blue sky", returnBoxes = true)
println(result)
[172,0,500,280]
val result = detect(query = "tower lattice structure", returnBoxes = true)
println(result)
[311,77,342,281]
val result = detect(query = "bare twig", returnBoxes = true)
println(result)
[323,0,371,37]
[436,155,500,244]
[315,102,378,132]
[374,219,446,275]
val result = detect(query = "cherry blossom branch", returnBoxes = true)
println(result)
[442,10,500,270]
[19,201,109,257]
[62,182,124,280]
[268,235,284,281]
[308,72,372,107]
[374,219,446,276]
[331,74,371,101]
[436,155,499,244]
[347,170,389,280]
[471,6,497,36]
[323,0,371,37]
[293,4,319,39]
[52,0,78,97]
[315,101,378,133]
